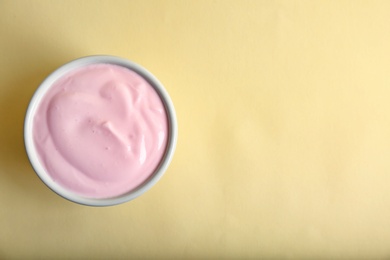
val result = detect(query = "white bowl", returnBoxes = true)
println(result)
[24,55,178,206]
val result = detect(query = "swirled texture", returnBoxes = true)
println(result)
[33,64,168,198]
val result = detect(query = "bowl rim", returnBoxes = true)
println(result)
[24,55,178,206]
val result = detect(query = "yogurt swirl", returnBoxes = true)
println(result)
[33,64,168,198]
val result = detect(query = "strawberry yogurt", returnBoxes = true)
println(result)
[32,63,169,199]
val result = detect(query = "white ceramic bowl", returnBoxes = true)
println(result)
[24,55,177,206]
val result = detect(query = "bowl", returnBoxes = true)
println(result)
[24,55,177,206]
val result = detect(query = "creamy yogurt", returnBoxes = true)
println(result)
[33,63,168,199]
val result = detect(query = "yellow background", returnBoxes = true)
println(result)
[1,0,390,258]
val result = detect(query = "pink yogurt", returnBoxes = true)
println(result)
[33,63,168,199]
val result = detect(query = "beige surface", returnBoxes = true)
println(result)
[1,0,390,258]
